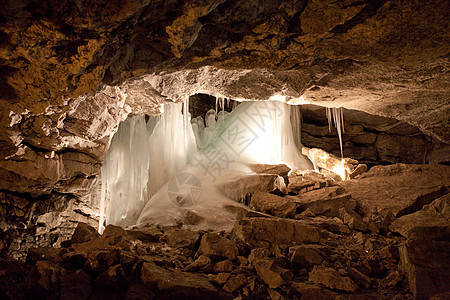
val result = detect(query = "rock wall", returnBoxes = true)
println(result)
[300,105,450,165]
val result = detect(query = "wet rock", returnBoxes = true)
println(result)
[253,259,293,289]
[197,233,238,260]
[70,222,100,244]
[216,174,281,202]
[232,217,324,248]
[60,270,92,300]
[308,266,358,292]
[246,164,291,179]
[249,191,296,218]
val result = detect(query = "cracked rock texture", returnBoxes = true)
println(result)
[0,0,448,198]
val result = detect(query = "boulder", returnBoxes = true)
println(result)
[339,208,367,232]
[390,194,450,240]
[69,222,100,245]
[126,225,163,242]
[184,255,212,272]
[339,164,450,218]
[246,164,291,179]
[347,267,372,289]
[60,270,92,300]
[25,260,61,295]
[215,173,281,202]
[253,259,293,288]
[213,259,234,273]
[160,229,200,250]
[308,266,358,292]
[232,217,324,248]
[222,274,247,294]
[399,239,450,299]
[249,191,296,218]
[141,261,218,296]
[289,245,325,268]
[290,282,340,300]
[196,233,238,260]
[295,186,356,217]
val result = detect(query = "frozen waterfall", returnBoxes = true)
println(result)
[99,100,312,232]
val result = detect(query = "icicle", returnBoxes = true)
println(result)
[326,107,345,157]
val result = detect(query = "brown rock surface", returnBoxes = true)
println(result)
[339,164,450,219]
[196,232,238,260]
[0,0,448,201]
[249,191,296,218]
[308,265,358,292]
[232,217,324,248]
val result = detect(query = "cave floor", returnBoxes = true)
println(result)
[1,163,449,299]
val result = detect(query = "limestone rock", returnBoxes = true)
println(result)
[308,266,358,292]
[70,222,100,244]
[339,208,368,232]
[253,259,293,289]
[223,274,247,294]
[60,270,92,300]
[232,217,324,248]
[390,194,450,240]
[339,164,450,219]
[295,186,356,217]
[140,261,218,296]
[399,239,450,299]
[216,173,281,202]
[290,282,340,299]
[160,228,200,250]
[347,267,372,289]
[249,192,296,218]
[196,233,238,260]
[289,245,325,268]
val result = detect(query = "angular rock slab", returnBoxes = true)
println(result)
[231,217,325,248]
[339,164,450,218]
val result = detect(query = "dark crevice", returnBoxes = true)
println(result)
[331,0,388,34]
[396,186,449,218]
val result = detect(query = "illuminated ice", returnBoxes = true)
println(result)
[100,99,313,232]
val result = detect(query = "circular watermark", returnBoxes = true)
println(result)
[167,173,202,207]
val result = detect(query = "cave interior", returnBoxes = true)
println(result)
[0,0,449,299]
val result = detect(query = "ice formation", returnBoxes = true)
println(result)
[326,107,345,157]
[100,99,312,232]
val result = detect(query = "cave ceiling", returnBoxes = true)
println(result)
[0,0,449,195]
